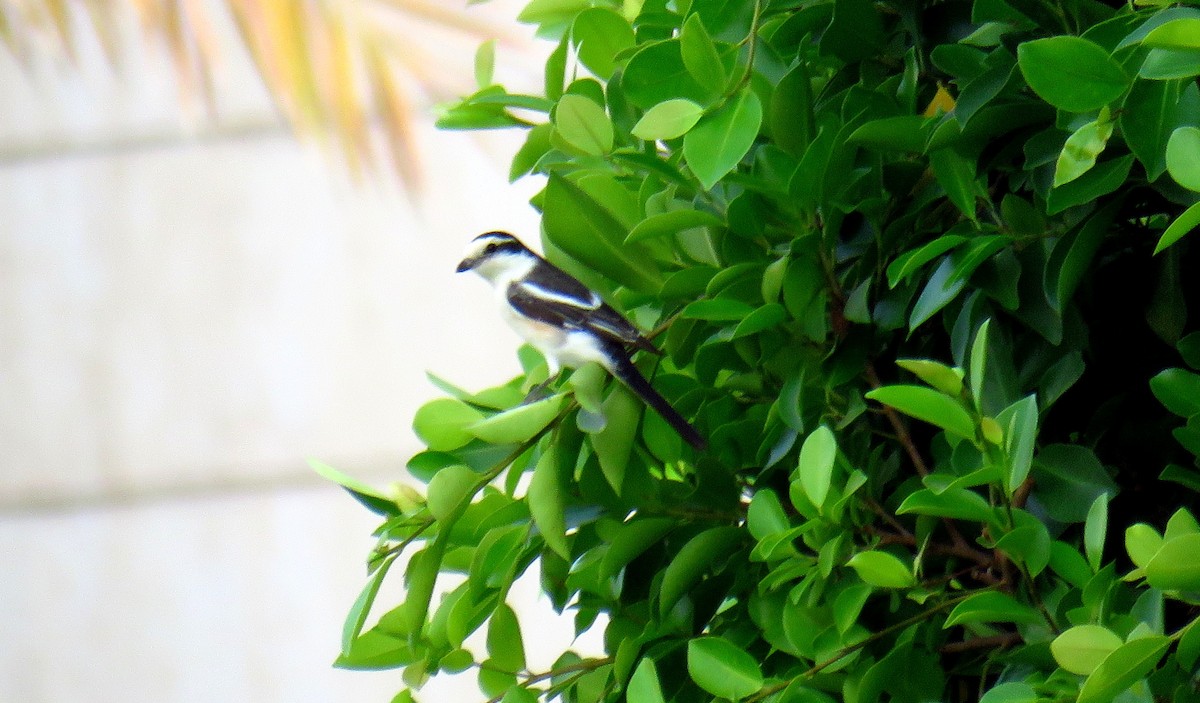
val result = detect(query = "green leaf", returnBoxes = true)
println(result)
[1142,18,1200,49]
[683,89,763,189]
[1177,617,1200,670]
[897,488,995,522]
[1139,48,1200,80]
[413,398,486,451]
[1144,534,1200,590]
[487,603,526,673]
[529,434,571,560]
[625,209,722,243]
[623,40,710,110]
[631,99,705,140]
[553,94,614,156]
[1017,37,1131,112]
[469,395,565,444]
[659,527,743,616]
[310,459,399,517]
[848,116,932,153]
[592,384,641,494]
[571,8,635,80]
[335,629,415,671]
[499,687,539,703]
[770,62,814,157]
[996,522,1052,577]
[1084,493,1109,572]
[748,489,790,540]
[474,39,495,88]
[426,465,480,521]
[1120,79,1184,181]
[732,304,788,339]
[887,236,967,288]
[1150,367,1200,417]
[1125,523,1164,569]
[866,385,977,441]
[1154,201,1200,253]
[680,14,727,94]
[1054,115,1114,187]
[929,148,978,221]
[979,683,1037,703]
[342,554,398,655]
[999,395,1038,493]
[1045,201,1119,312]
[601,517,675,578]
[686,637,764,701]
[909,257,968,331]
[681,298,756,321]
[628,657,666,703]
[796,425,837,510]
[970,320,991,413]
[1077,636,1171,703]
[1046,154,1134,215]
[846,551,915,588]
[543,172,662,293]
[1034,444,1118,524]
[1167,126,1200,191]
[944,591,1043,627]
[1051,625,1123,675]
[897,359,965,397]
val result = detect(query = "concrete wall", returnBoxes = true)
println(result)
[0,3,586,700]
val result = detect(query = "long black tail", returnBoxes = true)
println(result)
[607,348,707,450]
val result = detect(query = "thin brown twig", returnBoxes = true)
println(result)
[940,632,1021,654]
[864,362,929,476]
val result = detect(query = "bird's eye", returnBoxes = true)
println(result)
[485,243,498,253]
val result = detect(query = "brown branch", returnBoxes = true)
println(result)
[865,362,929,477]
[940,632,1021,654]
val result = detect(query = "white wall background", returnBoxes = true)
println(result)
[0,2,591,700]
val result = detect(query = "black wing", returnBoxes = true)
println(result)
[507,263,658,354]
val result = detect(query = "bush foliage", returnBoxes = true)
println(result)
[322,0,1200,701]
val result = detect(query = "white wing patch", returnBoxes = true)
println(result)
[519,281,602,310]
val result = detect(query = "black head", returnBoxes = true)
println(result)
[456,231,530,272]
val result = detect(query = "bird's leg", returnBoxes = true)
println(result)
[523,359,562,402]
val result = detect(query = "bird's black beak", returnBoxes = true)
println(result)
[456,257,474,273]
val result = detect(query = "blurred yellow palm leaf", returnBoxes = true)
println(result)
[0,0,526,184]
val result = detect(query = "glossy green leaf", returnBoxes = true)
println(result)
[601,517,675,578]
[748,488,790,540]
[1150,367,1200,417]
[659,527,743,616]
[1033,444,1118,524]
[631,99,705,140]
[413,398,486,451]
[1120,78,1184,180]
[1077,636,1170,703]
[592,384,640,494]
[1144,534,1200,590]
[978,683,1037,703]
[999,394,1038,493]
[628,657,666,703]
[1139,48,1200,80]
[1166,126,1200,191]
[1051,625,1123,675]
[1154,200,1200,253]
[342,554,398,655]
[1142,18,1200,49]
[846,551,915,588]
[687,637,764,700]
[1047,154,1134,215]
[553,94,613,156]
[866,385,976,441]
[1016,37,1130,112]
[897,359,964,397]
[969,318,991,412]
[311,459,399,517]
[1054,115,1114,187]
[944,591,1043,627]
[681,298,756,321]
[426,465,479,522]
[543,172,662,293]
[732,303,788,339]
[796,425,836,509]
[929,148,978,221]
[623,40,709,109]
[680,13,727,94]
[487,603,526,672]
[1125,523,1164,569]
[529,436,570,560]
[770,62,814,157]
[683,89,763,189]
[886,236,967,288]
[571,8,635,80]
[1084,493,1109,572]
[469,395,564,444]
[625,209,722,243]
[474,39,495,88]
[847,116,932,153]
[897,488,994,522]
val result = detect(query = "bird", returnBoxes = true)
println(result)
[456,231,707,450]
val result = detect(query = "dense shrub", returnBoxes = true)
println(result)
[322,0,1200,701]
